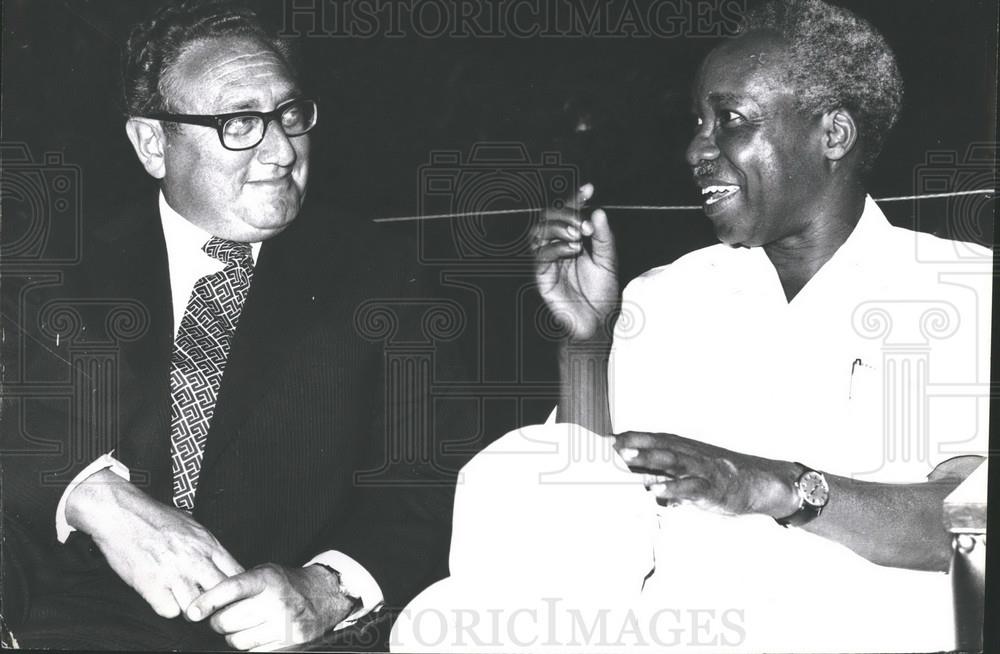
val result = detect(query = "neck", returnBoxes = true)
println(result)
[763,184,866,302]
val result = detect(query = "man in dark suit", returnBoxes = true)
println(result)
[1,1,469,649]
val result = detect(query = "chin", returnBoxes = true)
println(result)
[712,223,740,246]
[244,199,301,228]
[710,214,757,248]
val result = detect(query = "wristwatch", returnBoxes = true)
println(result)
[775,463,829,527]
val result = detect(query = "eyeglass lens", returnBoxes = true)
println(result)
[222,100,316,149]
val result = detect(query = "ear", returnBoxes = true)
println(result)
[820,108,858,162]
[124,118,168,179]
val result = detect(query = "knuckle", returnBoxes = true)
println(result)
[259,563,283,584]
[148,568,172,592]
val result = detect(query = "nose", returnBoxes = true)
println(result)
[256,118,298,167]
[686,126,719,168]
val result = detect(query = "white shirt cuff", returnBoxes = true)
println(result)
[306,551,384,631]
[55,452,131,543]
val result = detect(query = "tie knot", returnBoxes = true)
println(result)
[203,236,253,266]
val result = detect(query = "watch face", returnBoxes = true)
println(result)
[799,471,829,508]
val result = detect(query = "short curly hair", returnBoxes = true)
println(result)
[740,0,903,172]
[122,0,298,118]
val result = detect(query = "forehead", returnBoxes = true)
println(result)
[693,31,792,105]
[165,35,297,112]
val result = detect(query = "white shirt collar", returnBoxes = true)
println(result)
[795,194,893,290]
[740,194,892,308]
[158,192,262,262]
[158,192,262,336]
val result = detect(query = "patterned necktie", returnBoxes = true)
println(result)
[169,236,254,511]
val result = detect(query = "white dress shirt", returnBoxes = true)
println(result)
[55,193,383,627]
[609,196,991,652]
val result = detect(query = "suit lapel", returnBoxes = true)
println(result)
[94,203,175,501]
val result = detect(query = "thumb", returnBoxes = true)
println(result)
[588,209,616,262]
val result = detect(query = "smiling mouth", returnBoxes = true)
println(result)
[701,184,740,205]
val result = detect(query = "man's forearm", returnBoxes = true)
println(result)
[557,339,613,436]
[619,430,977,573]
[802,471,966,572]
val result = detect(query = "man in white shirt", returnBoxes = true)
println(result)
[1,1,468,649]
[526,0,990,650]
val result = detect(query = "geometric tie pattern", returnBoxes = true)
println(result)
[169,237,254,511]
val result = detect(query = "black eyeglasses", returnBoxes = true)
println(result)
[143,98,318,151]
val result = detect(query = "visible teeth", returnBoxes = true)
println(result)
[701,184,739,196]
[702,184,740,205]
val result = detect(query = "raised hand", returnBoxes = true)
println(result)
[533,183,619,342]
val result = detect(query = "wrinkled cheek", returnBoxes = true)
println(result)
[283,183,304,216]
[293,162,310,199]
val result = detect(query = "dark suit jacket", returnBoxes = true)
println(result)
[2,195,478,616]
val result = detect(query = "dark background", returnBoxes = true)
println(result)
[2,0,997,283]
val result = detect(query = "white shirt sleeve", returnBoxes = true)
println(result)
[54,452,131,543]
[305,550,384,630]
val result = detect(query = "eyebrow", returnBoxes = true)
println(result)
[229,100,261,111]
[217,90,302,113]
[707,92,743,106]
